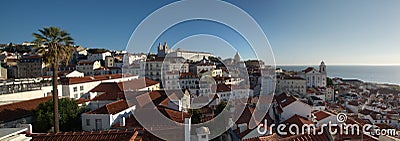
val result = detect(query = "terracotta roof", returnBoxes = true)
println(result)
[158,106,190,123]
[282,114,314,127]
[275,93,297,108]
[90,78,158,101]
[87,100,129,114]
[119,78,159,91]
[279,128,330,141]
[77,60,97,65]
[312,110,332,121]
[0,96,52,123]
[216,83,231,92]
[303,67,315,73]
[60,74,130,85]
[375,123,396,129]
[27,130,138,141]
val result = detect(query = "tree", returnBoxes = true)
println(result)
[33,98,89,132]
[214,101,227,116]
[189,109,202,124]
[327,77,333,86]
[32,26,74,132]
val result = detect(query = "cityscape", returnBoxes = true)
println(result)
[1,1,400,141]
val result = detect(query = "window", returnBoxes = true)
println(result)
[80,86,84,91]
[86,119,90,126]
[73,87,78,92]
[202,135,207,139]
[95,119,102,130]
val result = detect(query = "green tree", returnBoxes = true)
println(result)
[214,101,227,116]
[32,27,74,132]
[327,77,334,86]
[189,109,202,124]
[33,98,89,132]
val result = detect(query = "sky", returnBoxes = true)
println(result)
[0,0,400,65]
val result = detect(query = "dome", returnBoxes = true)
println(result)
[196,127,210,134]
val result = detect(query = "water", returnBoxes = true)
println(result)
[277,65,400,85]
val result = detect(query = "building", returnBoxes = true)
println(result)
[274,93,312,122]
[144,57,187,82]
[81,100,135,131]
[276,76,306,95]
[299,61,327,87]
[17,55,44,78]
[104,56,114,68]
[87,51,111,61]
[76,60,101,76]
[0,65,6,80]
[156,42,213,61]
[60,74,139,99]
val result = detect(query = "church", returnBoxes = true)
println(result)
[299,61,327,87]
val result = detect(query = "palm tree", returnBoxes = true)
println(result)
[32,26,74,132]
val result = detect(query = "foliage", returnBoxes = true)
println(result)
[33,27,75,65]
[2,45,31,53]
[188,109,202,124]
[214,101,227,116]
[87,48,108,54]
[327,77,334,86]
[32,98,89,132]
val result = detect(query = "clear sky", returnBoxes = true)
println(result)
[1,0,400,65]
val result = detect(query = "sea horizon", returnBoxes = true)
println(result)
[277,65,400,85]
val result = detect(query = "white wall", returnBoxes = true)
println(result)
[281,101,312,121]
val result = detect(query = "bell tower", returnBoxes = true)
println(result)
[319,61,326,74]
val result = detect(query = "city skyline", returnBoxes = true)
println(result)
[1,0,400,65]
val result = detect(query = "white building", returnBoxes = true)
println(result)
[81,100,135,131]
[60,74,138,99]
[274,93,313,122]
[276,76,306,95]
[76,60,101,76]
[299,61,327,87]
[87,51,112,61]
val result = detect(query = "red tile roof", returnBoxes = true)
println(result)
[27,130,138,141]
[90,78,158,101]
[312,110,332,121]
[60,74,129,85]
[275,93,297,108]
[0,96,52,123]
[87,100,129,114]
[216,83,231,92]
[282,114,314,127]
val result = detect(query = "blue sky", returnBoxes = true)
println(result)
[1,0,400,65]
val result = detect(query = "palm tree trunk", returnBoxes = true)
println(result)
[52,61,59,132]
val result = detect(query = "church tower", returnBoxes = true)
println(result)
[234,52,240,63]
[157,42,169,57]
[319,61,326,74]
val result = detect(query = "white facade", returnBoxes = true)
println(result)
[65,70,84,78]
[61,75,139,99]
[280,100,312,121]
[168,49,213,62]
[76,61,101,76]
[81,105,135,131]
[87,52,112,61]
[299,61,327,87]
[277,77,306,95]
